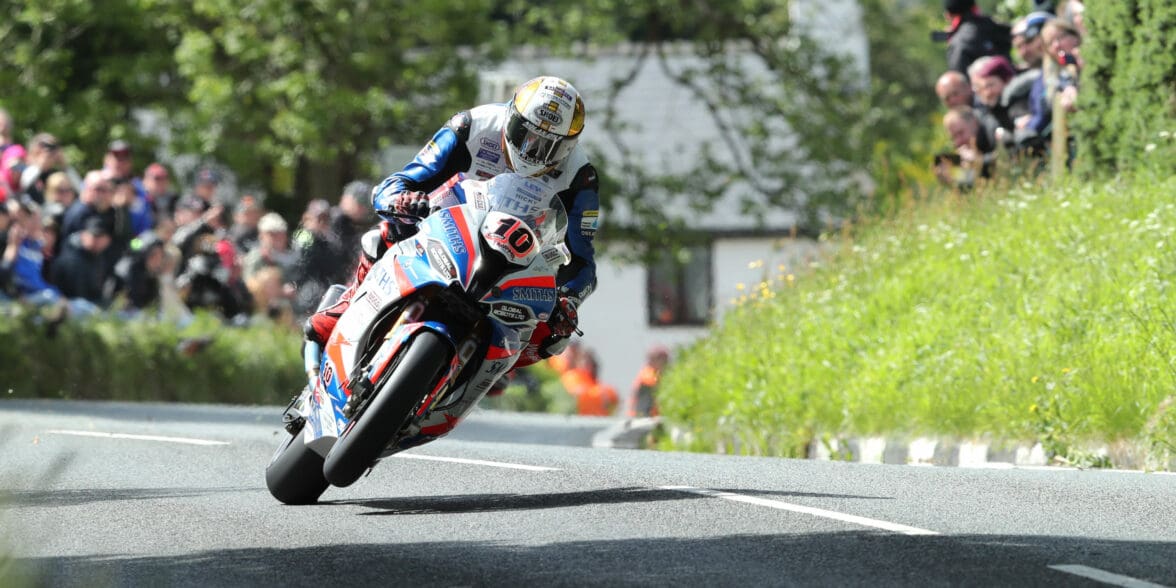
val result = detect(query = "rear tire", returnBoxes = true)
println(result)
[323,331,450,488]
[266,427,330,505]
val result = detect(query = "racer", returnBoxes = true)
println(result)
[304,76,600,374]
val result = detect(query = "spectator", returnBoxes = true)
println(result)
[40,171,76,227]
[20,133,81,204]
[1021,20,1083,146]
[291,199,343,316]
[230,194,264,254]
[105,231,168,314]
[568,351,618,417]
[175,244,245,319]
[246,265,296,328]
[1,144,25,200]
[103,141,153,236]
[939,106,995,188]
[189,167,222,212]
[1057,0,1085,38]
[173,195,204,228]
[60,171,116,252]
[1011,12,1052,70]
[242,212,298,282]
[330,180,375,264]
[50,216,112,307]
[141,162,177,221]
[629,346,669,418]
[968,56,1017,127]
[935,71,976,109]
[942,0,1012,76]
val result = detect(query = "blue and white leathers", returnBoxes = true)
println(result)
[373,103,600,303]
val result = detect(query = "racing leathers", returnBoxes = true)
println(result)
[305,102,600,368]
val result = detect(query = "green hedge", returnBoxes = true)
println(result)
[1073,0,1176,174]
[0,312,303,404]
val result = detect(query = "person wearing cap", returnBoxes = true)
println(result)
[103,140,153,236]
[243,211,297,283]
[190,167,222,211]
[966,56,1020,144]
[50,215,112,307]
[104,231,169,313]
[942,0,1013,76]
[1011,12,1053,70]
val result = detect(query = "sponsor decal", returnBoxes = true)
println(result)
[362,291,382,312]
[426,241,458,280]
[479,137,501,150]
[510,286,557,304]
[580,209,600,231]
[475,148,501,164]
[490,302,531,323]
[486,360,511,376]
[372,265,396,296]
[438,211,467,256]
[475,170,495,179]
[534,106,563,125]
[414,140,443,169]
[544,85,575,103]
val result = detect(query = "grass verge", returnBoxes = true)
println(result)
[657,172,1176,468]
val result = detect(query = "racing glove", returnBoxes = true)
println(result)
[549,295,580,338]
[387,191,430,222]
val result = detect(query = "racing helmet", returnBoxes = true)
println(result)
[503,76,585,177]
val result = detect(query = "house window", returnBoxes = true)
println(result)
[647,244,712,326]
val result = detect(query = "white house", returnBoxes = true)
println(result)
[476,1,869,395]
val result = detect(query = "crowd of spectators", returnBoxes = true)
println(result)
[0,114,376,330]
[933,0,1086,189]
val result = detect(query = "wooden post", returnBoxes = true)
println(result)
[1051,94,1069,180]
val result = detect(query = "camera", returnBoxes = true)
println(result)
[931,30,950,43]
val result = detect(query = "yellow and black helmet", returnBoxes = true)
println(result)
[503,76,585,177]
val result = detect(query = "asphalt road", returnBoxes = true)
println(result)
[1,399,1174,587]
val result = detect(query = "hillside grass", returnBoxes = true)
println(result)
[658,172,1176,464]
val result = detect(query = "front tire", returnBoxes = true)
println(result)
[266,427,330,505]
[322,331,450,487]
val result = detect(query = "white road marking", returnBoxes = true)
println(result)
[45,429,230,446]
[1049,564,1169,588]
[394,453,560,472]
[661,486,939,536]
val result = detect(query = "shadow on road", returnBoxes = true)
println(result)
[0,487,256,508]
[12,533,1176,587]
[331,487,891,516]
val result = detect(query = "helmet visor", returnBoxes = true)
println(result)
[505,111,575,167]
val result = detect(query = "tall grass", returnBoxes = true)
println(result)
[658,173,1176,460]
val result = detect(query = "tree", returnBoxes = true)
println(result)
[0,0,180,169]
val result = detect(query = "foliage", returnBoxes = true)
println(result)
[479,362,577,414]
[0,0,179,170]
[656,172,1176,467]
[1072,0,1176,175]
[0,311,302,404]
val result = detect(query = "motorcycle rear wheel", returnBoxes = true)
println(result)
[265,426,330,505]
[322,330,449,488]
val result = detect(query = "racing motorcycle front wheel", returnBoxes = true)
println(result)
[322,330,450,488]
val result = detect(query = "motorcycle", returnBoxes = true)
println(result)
[266,173,572,505]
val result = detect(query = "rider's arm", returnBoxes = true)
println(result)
[555,164,600,303]
[371,112,473,219]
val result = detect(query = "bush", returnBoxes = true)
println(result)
[0,311,303,404]
[1073,0,1176,175]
